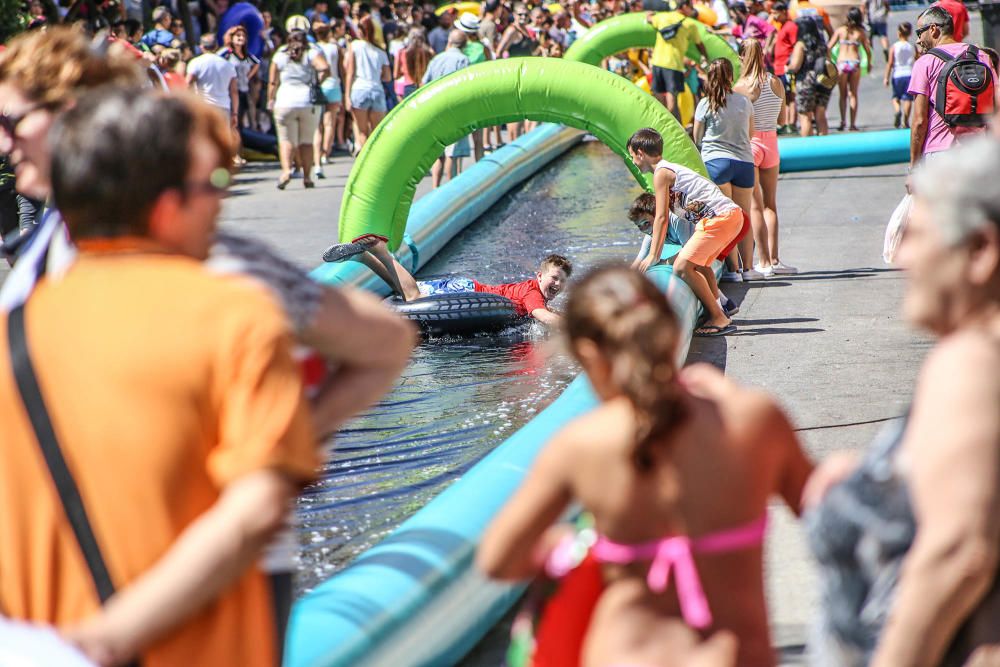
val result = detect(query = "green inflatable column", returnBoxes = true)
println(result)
[338,57,704,249]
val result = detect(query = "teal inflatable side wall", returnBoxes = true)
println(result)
[779,128,909,172]
[564,13,740,77]
[337,57,701,250]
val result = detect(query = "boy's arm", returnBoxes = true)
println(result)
[637,167,674,273]
[530,308,561,327]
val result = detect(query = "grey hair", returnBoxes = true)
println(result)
[918,6,953,34]
[913,137,1000,245]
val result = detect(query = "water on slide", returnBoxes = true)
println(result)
[296,141,645,592]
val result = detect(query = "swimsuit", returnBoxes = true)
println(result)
[838,60,860,74]
[591,515,768,629]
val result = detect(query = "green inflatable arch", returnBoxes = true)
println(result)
[564,12,740,77]
[337,57,703,249]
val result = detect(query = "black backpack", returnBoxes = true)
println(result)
[927,45,996,128]
[657,17,685,41]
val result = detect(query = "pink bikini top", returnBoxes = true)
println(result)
[590,515,768,630]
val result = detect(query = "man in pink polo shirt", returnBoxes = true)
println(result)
[908,6,996,168]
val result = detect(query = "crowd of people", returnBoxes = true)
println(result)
[1,1,999,667]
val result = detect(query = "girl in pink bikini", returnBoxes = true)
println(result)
[479,266,814,667]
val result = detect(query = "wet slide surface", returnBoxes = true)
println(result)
[296,141,645,591]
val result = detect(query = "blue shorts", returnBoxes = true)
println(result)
[891,76,913,101]
[321,79,343,104]
[417,277,475,296]
[705,158,755,189]
[349,86,387,112]
[869,21,888,37]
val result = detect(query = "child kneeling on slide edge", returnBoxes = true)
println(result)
[323,234,570,326]
[627,127,745,337]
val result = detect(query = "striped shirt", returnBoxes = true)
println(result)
[752,75,782,132]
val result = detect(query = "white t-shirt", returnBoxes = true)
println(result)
[351,40,389,93]
[318,41,341,85]
[656,159,739,223]
[272,47,319,108]
[892,40,915,79]
[187,52,237,110]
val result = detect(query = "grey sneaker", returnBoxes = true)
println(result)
[771,261,799,275]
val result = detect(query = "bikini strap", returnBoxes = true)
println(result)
[691,514,768,553]
[592,534,713,629]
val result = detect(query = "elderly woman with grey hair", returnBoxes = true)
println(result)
[803,136,1000,667]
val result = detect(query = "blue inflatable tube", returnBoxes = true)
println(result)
[287,261,701,667]
[217,2,265,58]
[779,128,909,173]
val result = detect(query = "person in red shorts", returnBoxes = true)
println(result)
[324,235,571,326]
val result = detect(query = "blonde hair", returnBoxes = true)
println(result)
[0,27,142,106]
[737,38,768,93]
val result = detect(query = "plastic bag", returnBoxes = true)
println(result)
[883,194,912,265]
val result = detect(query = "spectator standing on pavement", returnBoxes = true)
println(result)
[344,15,391,154]
[865,0,890,61]
[908,7,997,169]
[395,27,433,99]
[429,9,454,53]
[141,6,175,49]
[313,22,346,169]
[0,87,318,667]
[268,30,330,189]
[645,0,708,121]
[458,12,493,162]
[187,34,238,130]
[424,29,472,187]
[828,7,872,132]
[219,25,261,134]
[735,38,798,279]
[769,1,798,134]
[789,16,833,137]
[885,21,915,129]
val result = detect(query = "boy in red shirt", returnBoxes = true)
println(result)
[324,235,571,326]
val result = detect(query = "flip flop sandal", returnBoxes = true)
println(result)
[322,241,367,263]
[351,233,389,248]
[695,323,737,337]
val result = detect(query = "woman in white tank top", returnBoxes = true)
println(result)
[884,22,916,129]
[733,39,799,278]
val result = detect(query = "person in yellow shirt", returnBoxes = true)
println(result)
[646,0,709,119]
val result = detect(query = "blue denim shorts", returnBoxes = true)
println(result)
[350,86,387,112]
[705,158,755,189]
[891,76,913,101]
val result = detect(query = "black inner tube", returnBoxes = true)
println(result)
[386,293,522,336]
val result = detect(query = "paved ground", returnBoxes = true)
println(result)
[1,5,966,662]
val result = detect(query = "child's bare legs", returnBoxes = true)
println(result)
[431,155,445,188]
[848,69,861,130]
[674,256,730,329]
[902,97,912,128]
[365,240,421,301]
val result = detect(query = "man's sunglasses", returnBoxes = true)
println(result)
[182,167,232,197]
[915,22,943,37]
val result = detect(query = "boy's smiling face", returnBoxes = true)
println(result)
[536,265,569,300]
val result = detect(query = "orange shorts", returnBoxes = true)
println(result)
[677,207,744,267]
[717,209,750,260]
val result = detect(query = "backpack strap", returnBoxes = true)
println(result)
[927,47,955,63]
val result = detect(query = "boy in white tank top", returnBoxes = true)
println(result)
[627,128,744,336]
